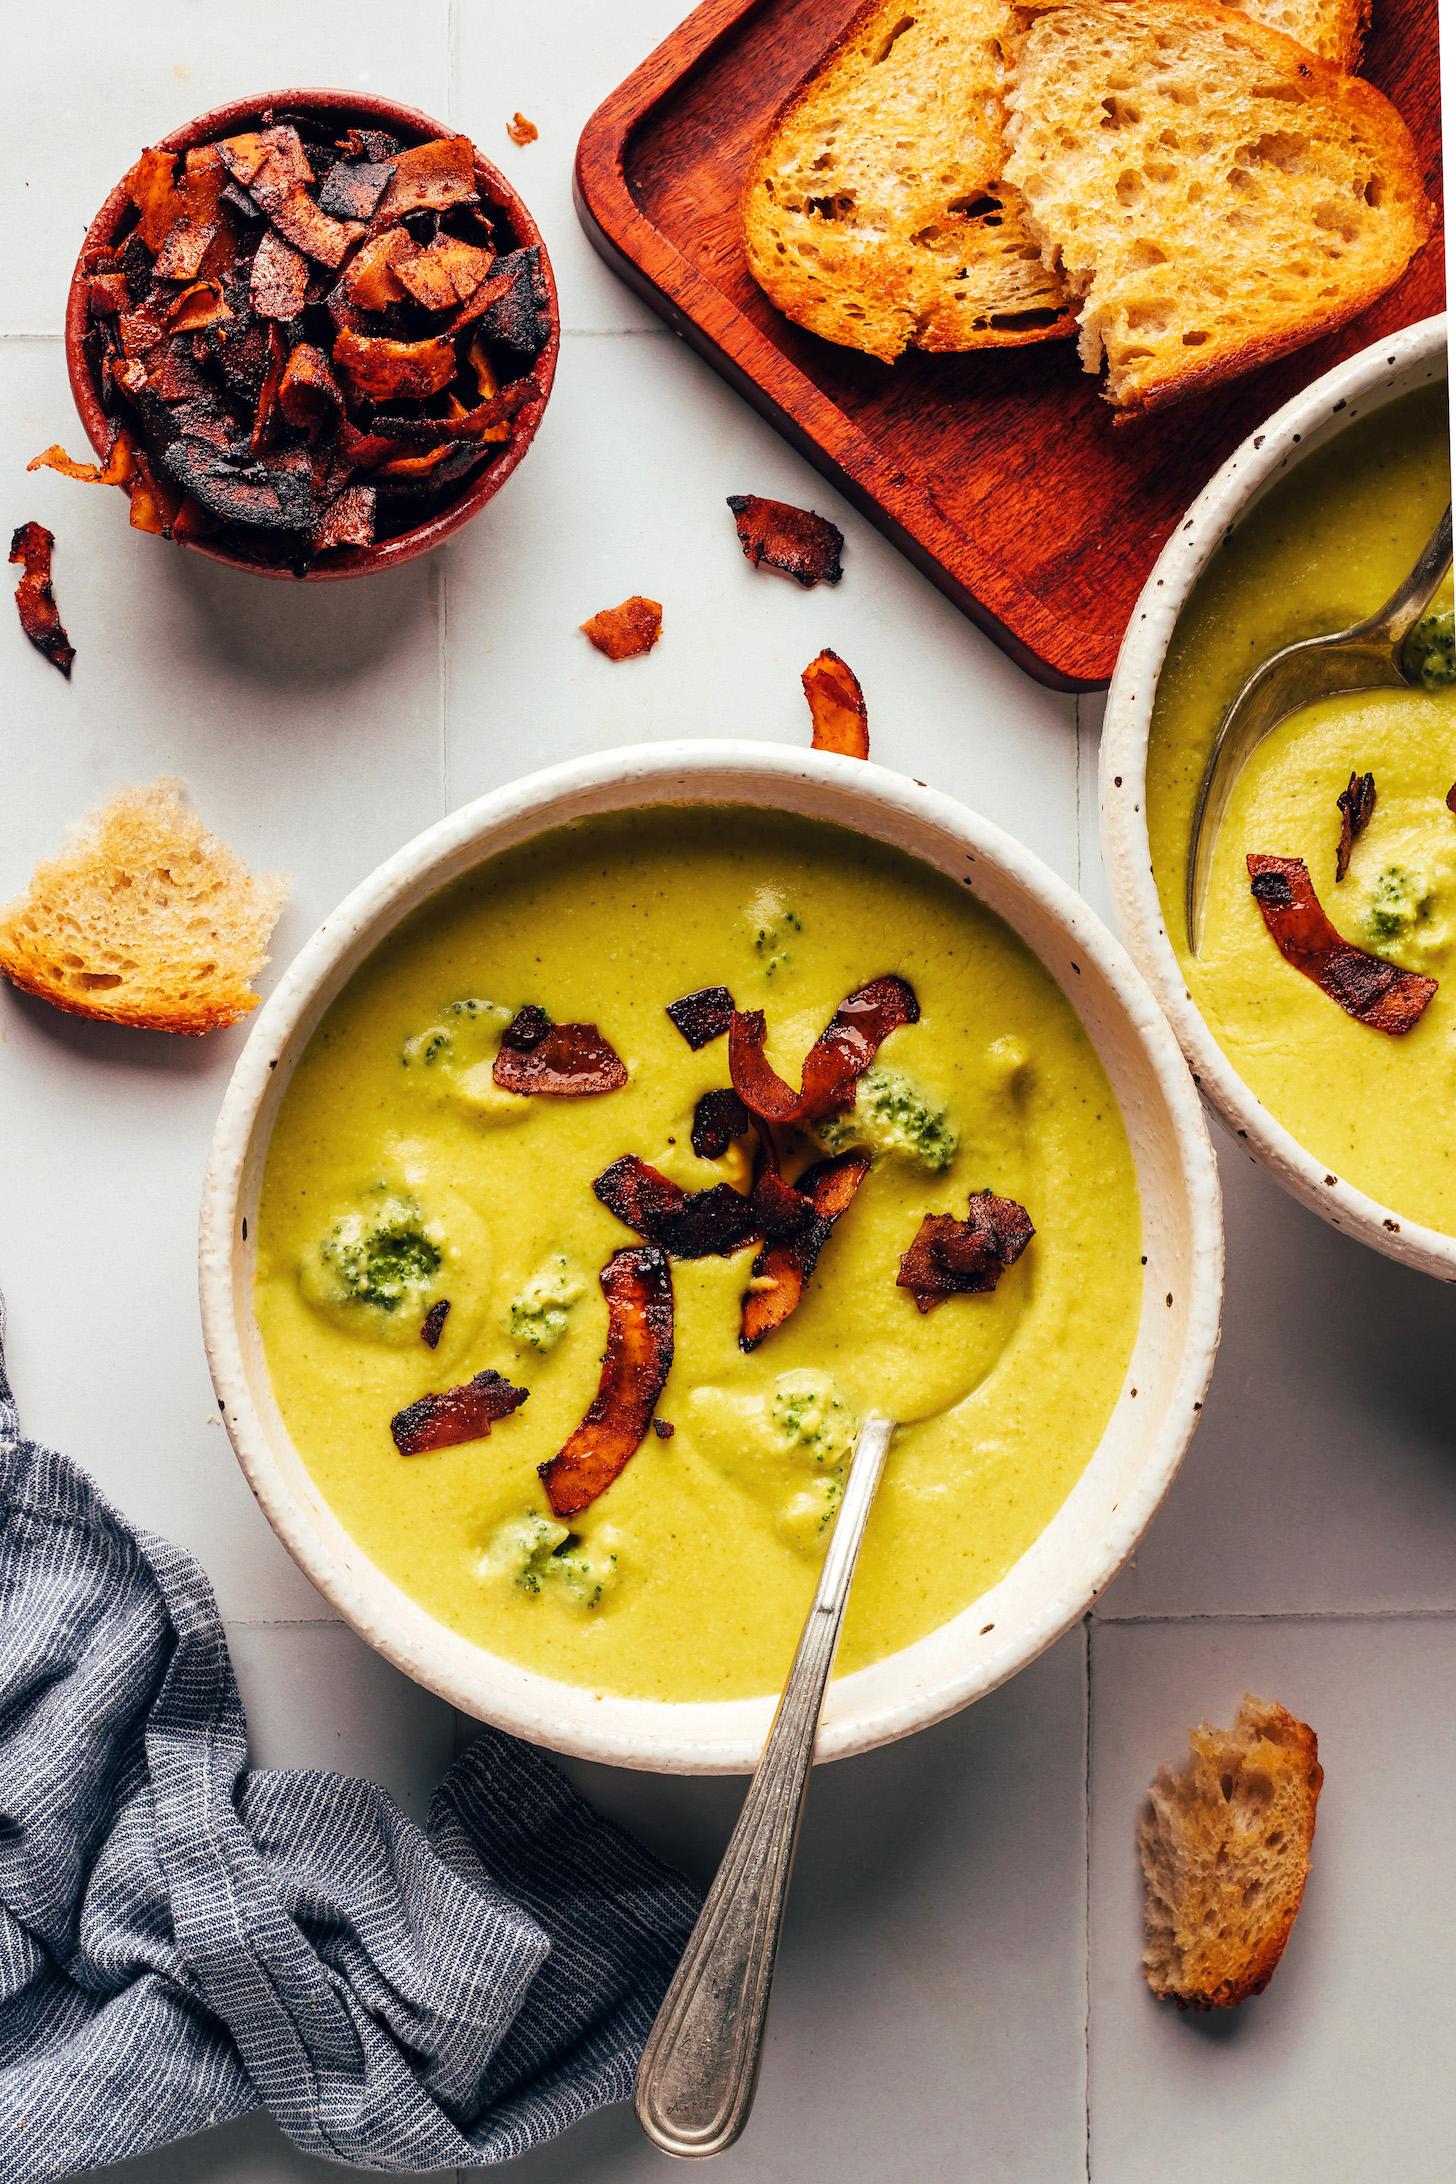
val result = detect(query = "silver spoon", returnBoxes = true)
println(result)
[634,1411,895,2159]
[1184,501,1452,954]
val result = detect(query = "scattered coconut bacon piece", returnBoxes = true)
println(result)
[581,596,662,661]
[29,434,137,488]
[803,647,869,759]
[740,1151,869,1350]
[1247,854,1437,1035]
[420,1299,451,1349]
[507,113,539,146]
[391,1366,527,1455]
[896,1191,1035,1313]
[727,494,844,587]
[10,524,74,678]
[691,1087,751,1160]
[540,1246,674,1517]
[666,984,735,1049]
[1334,769,1376,882]
[594,1154,759,1260]
[729,974,919,1127]
[492,1005,628,1095]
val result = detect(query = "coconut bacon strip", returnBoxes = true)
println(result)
[728,974,919,1126]
[803,648,869,759]
[540,1247,675,1518]
[739,1150,869,1351]
[727,494,843,587]
[10,524,74,678]
[492,1005,628,1096]
[1334,770,1375,882]
[593,1154,759,1259]
[1247,853,1437,1034]
[896,1191,1035,1312]
[390,1367,527,1455]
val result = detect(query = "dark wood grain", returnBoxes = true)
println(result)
[575,0,1444,689]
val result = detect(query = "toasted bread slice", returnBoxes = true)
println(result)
[0,781,288,1035]
[742,0,1074,363]
[1138,1694,1323,2009]
[1004,0,1430,412]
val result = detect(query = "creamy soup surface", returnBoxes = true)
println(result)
[256,807,1142,1703]
[1148,386,1456,1236]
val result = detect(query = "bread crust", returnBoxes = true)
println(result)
[0,952,241,1037]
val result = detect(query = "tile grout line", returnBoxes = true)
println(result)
[1082,1613,1093,2184]
[445,0,459,129]
[217,1603,1456,1632]
[1094,1604,1456,1626]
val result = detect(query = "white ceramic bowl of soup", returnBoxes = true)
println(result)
[1102,316,1456,1283]
[201,743,1223,1773]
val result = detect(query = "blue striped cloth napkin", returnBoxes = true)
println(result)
[0,1296,698,2178]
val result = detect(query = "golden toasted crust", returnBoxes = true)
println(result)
[1232,0,1369,68]
[0,781,288,1036]
[1138,1694,1323,2010]
[1020,0,1371,66]
[741,0,1074,363]
[1004,0,1431,413]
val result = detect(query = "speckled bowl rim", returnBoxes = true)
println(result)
[200,744,1224,1774]
[65,87,560,580]
[1101,316,1456,1284]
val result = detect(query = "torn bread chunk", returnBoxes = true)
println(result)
[0,780,287,1034]
[1003,0,1431,412]
[1139,1694,1322,2009]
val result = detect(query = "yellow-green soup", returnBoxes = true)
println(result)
[1148,386,1456,1235]
[256,807,1141,1703]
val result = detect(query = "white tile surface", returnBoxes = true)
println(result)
[0,1,452,335]
[229,1622,458,1827]
[452,0,693,334]
[442,326,1079,870]
[0,5,1449,2180]
[1098,1151,1456,1617]
[0,337,444,1620]
[500,1630,1090,2184]
[1089,1616,1456,2183]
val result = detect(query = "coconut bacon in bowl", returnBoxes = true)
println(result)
[47,95,556,575]
[252,805,1142,1704]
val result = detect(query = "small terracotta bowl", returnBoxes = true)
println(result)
[64,88,560,581]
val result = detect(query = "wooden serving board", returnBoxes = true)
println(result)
[575,0,1445,689]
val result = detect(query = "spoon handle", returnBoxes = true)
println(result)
[634,1412,895,2160]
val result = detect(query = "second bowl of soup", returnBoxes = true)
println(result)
[1104,316,1455,1280]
